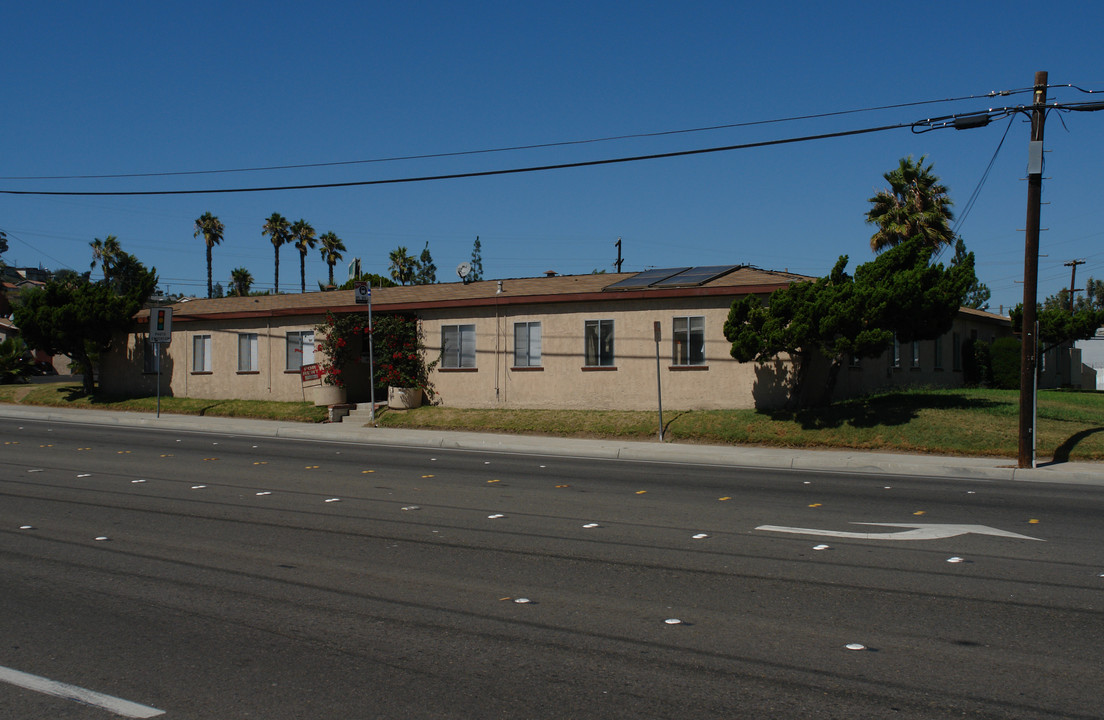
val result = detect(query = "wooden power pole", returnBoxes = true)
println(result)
[1018,71,1048,469]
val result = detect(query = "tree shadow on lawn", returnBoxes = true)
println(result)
[761,392,1003,431]
[1045,427,1104,465]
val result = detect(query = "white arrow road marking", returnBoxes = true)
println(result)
[0,665,165,718]
[754,523,1044,541]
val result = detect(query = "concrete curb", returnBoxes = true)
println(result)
[2,404,1101,486]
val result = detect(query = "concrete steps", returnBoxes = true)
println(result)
[337,402,384,425]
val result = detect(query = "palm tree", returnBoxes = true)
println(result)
[317,232,346,288]
[388,246,417,286]
[89,235,122,280]
[193,212,225,298]
[866,155,954,253]
[262,213,290,293]
[289,218,317,293]
[229,267,254,297]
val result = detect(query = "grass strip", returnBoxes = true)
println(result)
[3,382,1102,461]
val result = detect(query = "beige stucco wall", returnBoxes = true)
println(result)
[101,299,1013,411]
[832,312,1013,399]
[419,296,790,411]
[103,315,334,403]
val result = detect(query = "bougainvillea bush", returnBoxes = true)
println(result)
[372,314,437,400]
[315,312,436,397]
[315,311,366,388]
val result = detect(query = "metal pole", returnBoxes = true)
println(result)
[155,341,161,418]
[654,321,664,442]
[1018,70,1047,469]
[368,282,375,423]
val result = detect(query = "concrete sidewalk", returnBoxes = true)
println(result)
[2,404,1102,486]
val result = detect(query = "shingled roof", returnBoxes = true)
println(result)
[139,266,811,324]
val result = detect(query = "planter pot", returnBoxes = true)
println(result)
[388,386,423,410]
[313,383,347,406]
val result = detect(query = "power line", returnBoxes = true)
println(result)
[0,121,921,197]
[0,90,1036,182]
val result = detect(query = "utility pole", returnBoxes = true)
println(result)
[1064,259,1085,311]
[615,237,623,273]
[1018,71,1048,469]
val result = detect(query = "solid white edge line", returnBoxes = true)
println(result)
[0,665,165,718]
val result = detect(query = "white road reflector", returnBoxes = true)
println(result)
[664,618,682,625]
[845,643,867,651]
[0,665,165,718]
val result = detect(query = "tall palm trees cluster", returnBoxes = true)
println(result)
[193,211,347,298]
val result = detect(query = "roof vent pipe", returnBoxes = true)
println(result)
[497,281,503,294]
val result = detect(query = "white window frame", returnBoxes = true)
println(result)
[672,316,706,366]
[238,333,259,372]
[584,319,615,367]
[513,321,542,368]
[192,334,212,373]
[442,324,476,369]
[286,330,315,371]
[911,340,921,368]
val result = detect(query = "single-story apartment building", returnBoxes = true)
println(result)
[102,265,1017,410]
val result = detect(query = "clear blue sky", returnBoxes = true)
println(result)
[2,2,1102,313]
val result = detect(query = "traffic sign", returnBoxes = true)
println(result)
[354,282,370,304]
[150,307,172,344]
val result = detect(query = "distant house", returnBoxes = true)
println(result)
[0,316,16,343]
[102,266,1016,410]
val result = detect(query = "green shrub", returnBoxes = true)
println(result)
[0,337,34,383]
[989,336,1021,389]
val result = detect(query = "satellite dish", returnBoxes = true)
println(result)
[456,262,472,280]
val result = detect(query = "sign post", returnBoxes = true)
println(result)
[150,308,173,418]
[355,281,375,422]
[654,321,664,442]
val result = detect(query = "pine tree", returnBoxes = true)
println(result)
[469,236,483,282]
[416,242,437,284]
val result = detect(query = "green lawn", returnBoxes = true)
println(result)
[0,382,328,423]
[376,388,1104,461]
[2,382,1102,461]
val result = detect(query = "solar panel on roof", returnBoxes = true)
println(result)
[651,265,741,287]
[603,267,691,290]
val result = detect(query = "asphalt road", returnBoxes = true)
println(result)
[1,416,1102,719]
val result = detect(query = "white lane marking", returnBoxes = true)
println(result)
[754,523,1044,542]
[0,665,165,718]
